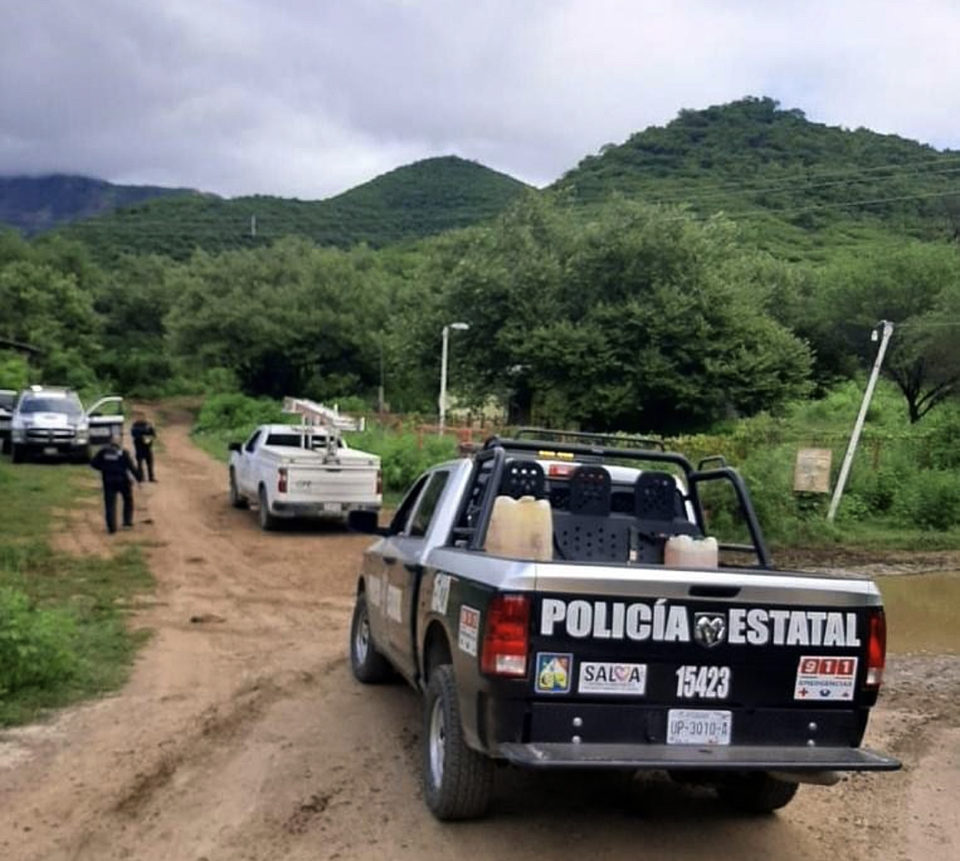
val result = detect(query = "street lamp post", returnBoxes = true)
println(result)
[439,322,469,436]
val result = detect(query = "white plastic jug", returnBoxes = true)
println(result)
[664,534,719,569]
[486,495,553,561]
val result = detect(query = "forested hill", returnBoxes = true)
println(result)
[555,97,960,257]
[0,174,195,235]
[55,156,530,260]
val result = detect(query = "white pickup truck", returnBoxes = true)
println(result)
[228,424,382,531]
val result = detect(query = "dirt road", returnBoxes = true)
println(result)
[2,411,958,860]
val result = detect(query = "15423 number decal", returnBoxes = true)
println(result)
[675,665,731,699]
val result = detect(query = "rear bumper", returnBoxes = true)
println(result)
[271,500,380,518]
[497,742,900,771]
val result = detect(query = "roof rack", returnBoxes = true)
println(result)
[512,427,666,451]
[282,397,364,432]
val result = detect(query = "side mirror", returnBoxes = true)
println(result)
[88,411,101,418]
[228,442,242,453]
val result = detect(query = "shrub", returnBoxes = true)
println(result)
[346,427,458,493]
[0,587,78,697]
[194,393,288,434]
[911,471,960,531]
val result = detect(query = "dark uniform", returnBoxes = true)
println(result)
[131,419,157,482]
[90,441,142,533]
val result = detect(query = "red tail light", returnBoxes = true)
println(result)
[481,594,530,677]
[376,469,382,495]
[278,468,288,494]
[865,608,886,688]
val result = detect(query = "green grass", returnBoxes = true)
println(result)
[0,460,154,726]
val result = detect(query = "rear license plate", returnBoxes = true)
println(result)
[43,446,58,455]
[324,503,343,513]
[667,709,732,745]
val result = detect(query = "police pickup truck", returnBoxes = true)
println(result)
[348,430,899,820]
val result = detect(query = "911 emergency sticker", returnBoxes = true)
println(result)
[794,656,858,701]
[458,605,480,656]
[675,665,731,699]
[535,653,572,694]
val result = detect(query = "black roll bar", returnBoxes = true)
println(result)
[687,467,771,569]
[475,434,772,569]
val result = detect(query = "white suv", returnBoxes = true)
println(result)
[9,386,123,463]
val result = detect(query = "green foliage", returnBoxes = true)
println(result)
[438,194,812,432]
[0,459,154,725]
[0,587,77,698]
[0,351,30,389]
[676,380,960,544]
[345,426,458,493]
[55,157,528,262]
[814,243,960,421]
[194,392,289,433]
[556,96,960,258]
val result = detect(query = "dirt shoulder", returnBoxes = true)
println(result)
[1,412,958,860]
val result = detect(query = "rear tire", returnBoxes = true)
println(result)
[258,485,277,531]
[349,592,392,683]
[422,664,494,820]
[229,468,248,509]
[717,773,799,813]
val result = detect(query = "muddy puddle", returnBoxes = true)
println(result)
[877,570,960,654]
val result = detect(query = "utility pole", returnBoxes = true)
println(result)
[438,322,469,436]
[827,320,894,522]
[250,214,257,238]
[378,335,385,414]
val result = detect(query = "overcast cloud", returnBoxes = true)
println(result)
[2,0,959,199]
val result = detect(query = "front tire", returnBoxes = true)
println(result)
[258,485,277,531]
[349,592,392,683]
[717,773,799,813]
[422,664,494,820]
[11,443,24,463]
[229,468,248,509]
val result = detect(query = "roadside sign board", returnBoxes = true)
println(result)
[794,448,832,493]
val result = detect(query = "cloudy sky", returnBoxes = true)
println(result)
[2,0,959,199]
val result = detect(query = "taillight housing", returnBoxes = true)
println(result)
[481,594,530,677]
[278,468,288,494]
[865,608,886,688]
[376,469,382,496]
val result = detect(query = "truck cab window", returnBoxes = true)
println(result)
[409,471,450,538]
[266,433,303,447]
[244,430,261,453]
[389,474,430,535]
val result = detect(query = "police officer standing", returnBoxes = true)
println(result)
[90,434,142,533]
[131,413,157,482]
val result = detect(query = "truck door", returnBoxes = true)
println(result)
[237,429,262,494]
[86,396,124,445]
[383,469,451,679]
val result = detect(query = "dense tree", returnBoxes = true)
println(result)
[439,195,812,432]
[818,243,960,422]
[166,238,391,400]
